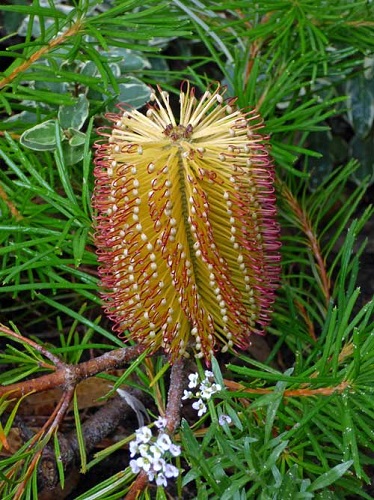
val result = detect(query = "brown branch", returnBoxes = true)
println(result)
[2,323,188,497]
[165,357,188,434]
[0,343,147,399]
[0,19,83,90]
[124,471,149,500]
[1,323,150,496]
[42,389,75,440]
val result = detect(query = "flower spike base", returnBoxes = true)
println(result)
[93,83,281,362]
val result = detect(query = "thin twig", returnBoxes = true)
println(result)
[0,20,83,90]
[14,389,74,500]
[295,302,316,341]
[225,379,351,397]
[0,324,65,369]
[279,181,331,306]
[0,185,22,220]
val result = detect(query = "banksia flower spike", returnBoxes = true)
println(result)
[93,83,281,362]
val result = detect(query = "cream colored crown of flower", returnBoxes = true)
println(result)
[93,83,281,361]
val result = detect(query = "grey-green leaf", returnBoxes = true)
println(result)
[68,129,87,147]
[20,120,61,151]
[117,77,151,108]
[110,48,149,72]
[62,142,85,166]
[58,94,89,131]
[346,73,374,139]
[350,130,374,186]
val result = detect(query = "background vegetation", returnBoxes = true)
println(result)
[0,0,373,498]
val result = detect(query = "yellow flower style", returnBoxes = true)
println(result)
[93,83,281,361]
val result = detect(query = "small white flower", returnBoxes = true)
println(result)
[155,472,167,487]
[129,440,139,457]
[182,389,194,400]
[204,370,214,379]
[192,398,207,417]
[188,372,199,388]
[149,443,163,459]
[138,443,151,457]
[135,426,152,443]
[136,455,151,472]
[169,443,181,457]
[211,383,222,394]
[164,463,179,478]
[147,469,155,482]
[152,457,166,472]
[157,433,172,451]
[200,384,214,400]
[154,416,167,429]
[218,414,232,426]
[129,459,140,474]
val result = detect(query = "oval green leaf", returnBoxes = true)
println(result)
[20,120,61,151]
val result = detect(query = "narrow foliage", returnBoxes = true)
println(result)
[93,83,281,361]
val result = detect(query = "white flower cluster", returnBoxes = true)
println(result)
[129,418,181,487]
[182,370,222,416]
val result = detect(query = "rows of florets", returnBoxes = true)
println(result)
[93,84,281,362]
